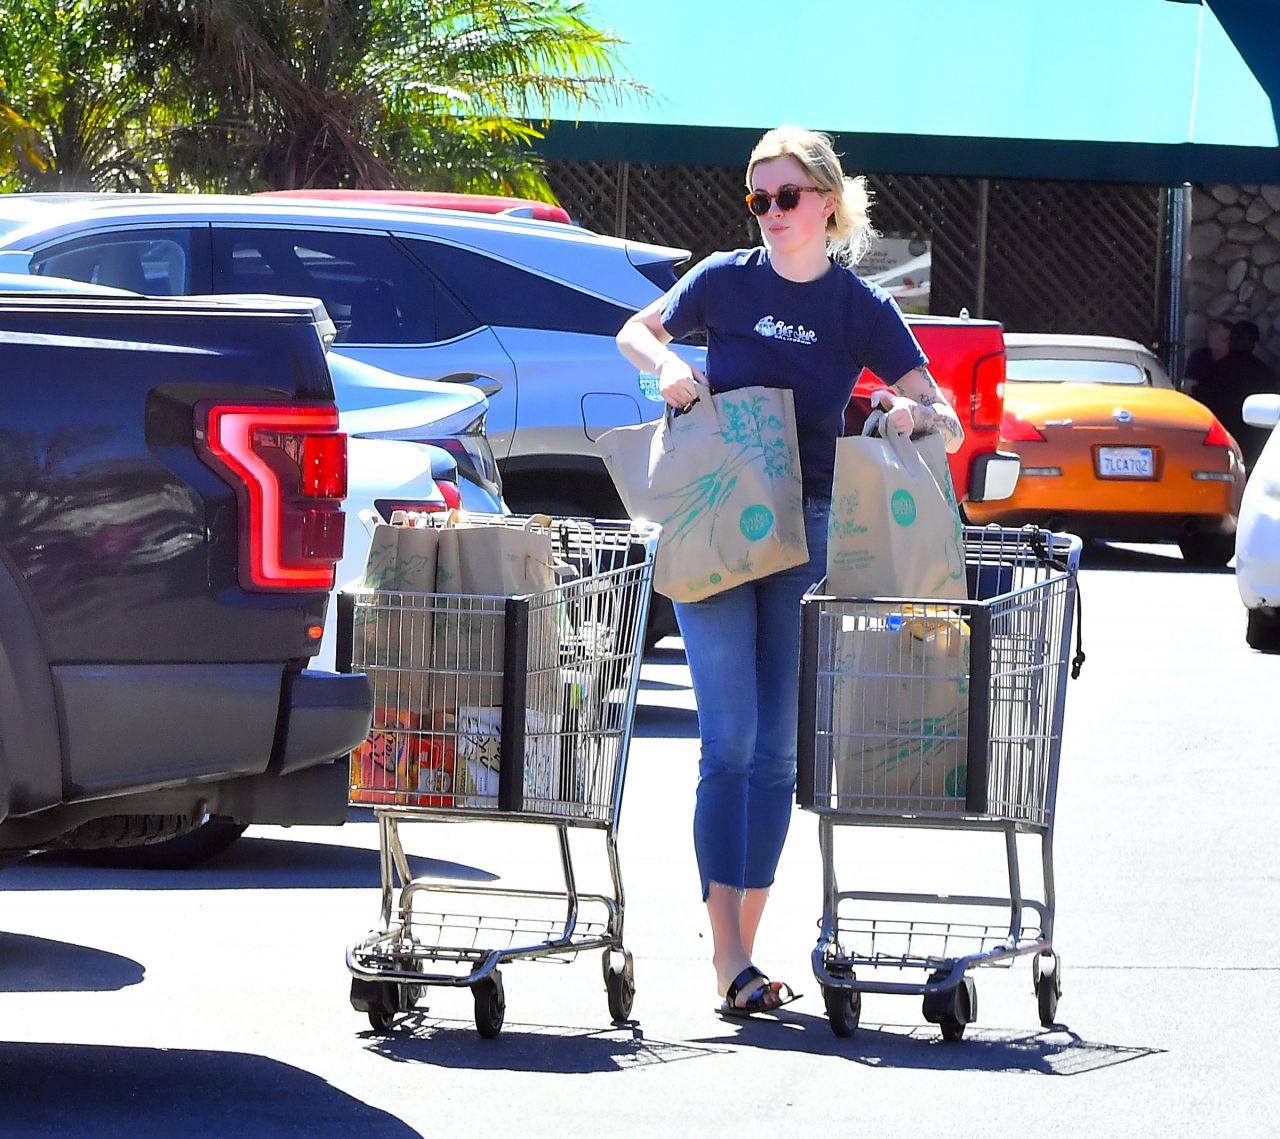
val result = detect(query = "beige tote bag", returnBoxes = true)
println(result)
[826,415,967,600]
[597,384,808,602]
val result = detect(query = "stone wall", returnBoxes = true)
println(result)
[1185,183,1280,368]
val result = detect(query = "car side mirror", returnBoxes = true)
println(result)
[437,372,503,397]
[1243,393,1280,430]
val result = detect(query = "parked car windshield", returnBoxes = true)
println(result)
[1007,358,1147,385]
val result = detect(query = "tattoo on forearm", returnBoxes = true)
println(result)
[917,400,964,445]
[894,369,964,446]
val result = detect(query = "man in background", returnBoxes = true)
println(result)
[1184,318,1232,394]
[1198,321,1276,469]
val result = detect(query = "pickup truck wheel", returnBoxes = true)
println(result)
[71,820,248,869]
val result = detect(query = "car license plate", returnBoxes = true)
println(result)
[1098,446,1154,478]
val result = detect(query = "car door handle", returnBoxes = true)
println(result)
[437,371,503,397]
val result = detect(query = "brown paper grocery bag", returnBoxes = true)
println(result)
[825,417,967,600]
[431,517,560,710]
[597,384,808,602]
[831,607,969,811]
[357,522,440,715]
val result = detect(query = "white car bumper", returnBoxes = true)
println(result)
[1235,426,1280,611]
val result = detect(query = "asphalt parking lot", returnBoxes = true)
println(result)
[2,543,1278,1138]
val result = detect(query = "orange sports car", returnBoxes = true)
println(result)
[964,333,1246,565]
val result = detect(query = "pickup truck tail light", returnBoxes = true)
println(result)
[970,352,1006,430]
[196,402,347,592]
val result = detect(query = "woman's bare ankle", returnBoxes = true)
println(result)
[713,953,755,998]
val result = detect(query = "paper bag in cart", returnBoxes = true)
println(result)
[826,422,966,600]
[358,522,440,711]
[831,607,970,810]
[597,385,807,602]
[432,516,561,709]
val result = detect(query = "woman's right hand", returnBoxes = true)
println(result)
[658,354,706,411]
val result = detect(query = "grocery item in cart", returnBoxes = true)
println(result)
[827,423,966,600]
[351,706,457,806]
[358,522,440,696]
[433,518,560,708]
[831,605,969,809]
[455,705,561,807]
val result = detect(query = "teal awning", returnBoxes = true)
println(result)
[540,0,1280,184]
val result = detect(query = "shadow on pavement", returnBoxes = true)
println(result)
[8,835,495,893]
[691,1010,1163,1075]
[0,1043,419,1139]
[1080,540,1233,575]
[644,642,686,664]
[0,932,144,993]
[364,1015,721,1074]
[637,676,690,691]
[632,702,698,738]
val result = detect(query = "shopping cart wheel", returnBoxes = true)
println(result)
[1033,950,1061,1027]
[923,971,976,1043]
[822,983,861,1038]
[603,948,636,1022]
[473,969,506,1039]
[350,978,399,1033]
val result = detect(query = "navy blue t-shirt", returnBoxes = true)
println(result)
[660,248,927,499]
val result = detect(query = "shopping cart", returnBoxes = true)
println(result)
[797,525,1083,1040]
[337,515,660,1037]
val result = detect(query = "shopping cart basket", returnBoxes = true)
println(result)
[338,515,660,1037]
[797,525,1083,1040]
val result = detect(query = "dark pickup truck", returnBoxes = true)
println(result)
[0,290,373,865]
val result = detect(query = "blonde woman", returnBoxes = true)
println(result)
[617,125,963,1017]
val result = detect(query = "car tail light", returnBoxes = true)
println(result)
[1000,409,1046,442]
[437,479,462,510]
[1203,418,1233,447]
[196,402,346,592]
[355,406,502,498]
[970,352,1006,430]
[374,496,451,518]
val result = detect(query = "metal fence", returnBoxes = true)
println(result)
[544,160,1170,350]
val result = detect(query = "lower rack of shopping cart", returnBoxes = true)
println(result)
[346,813,636,1037]
[812,893,1061,1041]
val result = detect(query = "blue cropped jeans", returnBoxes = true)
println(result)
[674,498,829,901]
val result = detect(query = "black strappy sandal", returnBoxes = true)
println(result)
[717,965,802,1018]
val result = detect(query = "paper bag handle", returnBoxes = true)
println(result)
[660,379,720,454]
[863,408,935,473]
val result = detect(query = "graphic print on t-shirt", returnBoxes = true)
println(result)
[753,314,818,345]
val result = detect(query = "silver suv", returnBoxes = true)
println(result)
[0,193,703,522]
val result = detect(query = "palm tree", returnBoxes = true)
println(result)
[0,0,159,190]
[111,0,644,195]
[0,104,51,182]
